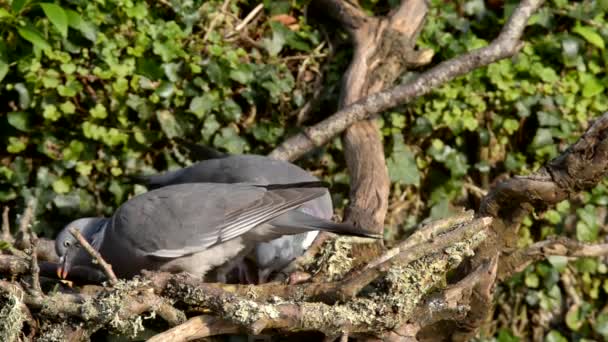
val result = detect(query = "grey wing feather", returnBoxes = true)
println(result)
[111,183,327,258]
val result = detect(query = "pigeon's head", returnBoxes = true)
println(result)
[55,217,107,279]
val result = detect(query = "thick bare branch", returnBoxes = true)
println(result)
[481,112,608,217]
[269,0,544,161]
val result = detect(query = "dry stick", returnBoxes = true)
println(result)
[68,228,118,285]
[148,315,241,342]
[28,235,42,294]
[270,0,545,161]
[0,207,27,259]
[233,3,263,32]
[18,200,35,235]
[16,200,42,294]
[2,206,11,242]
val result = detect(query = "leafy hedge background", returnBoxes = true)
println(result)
[1,0,608,340]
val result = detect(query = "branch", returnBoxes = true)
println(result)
[28,235,42,294]
[312,0,368,34]
[481,112,608,217]
[335,217,491,302]
[2,207,11,243]
[69,227,118,285]
[269,0,544,161]
[499,237,608,281]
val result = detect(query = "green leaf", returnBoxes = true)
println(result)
[525,273,540,288]
[565,305,583,331]
[582,75,605,98]
[65,9,97,42]
[17,26,51,50]
[52,177,72,194]
[7,112,31,131]
[573,25,605,50]
[497,329,519,342]
[7,137,26,153]
[89,103,107,119]
[43,104,61,121]
[0,8,11,18]
[156,110,183,138]
[530,128,553,149]
[213,126,248,154]
[263,23,287,56]
[595,313,608,337]
[387,135,420,186]
[13,83,29,109]
[0,59,8,83]
[190,91,221,119]
[41,3,68,37]
[11,0,28,13]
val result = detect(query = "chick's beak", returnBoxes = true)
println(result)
[57,256,69,279]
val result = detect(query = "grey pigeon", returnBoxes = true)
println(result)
[132,154,334,283]
[56,182,377,280]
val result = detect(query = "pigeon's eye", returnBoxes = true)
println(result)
[63,240,71,247]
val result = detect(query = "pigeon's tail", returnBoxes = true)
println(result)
[269,210,382,239]
[260,181,330,191]
[173,138,228,161]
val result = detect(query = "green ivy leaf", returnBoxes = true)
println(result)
[496,329,519,342]
[7,112,31,131]
[40,3,68,37]
[52,177,72,194]
[65,9,97,42]
[573,25,605,50]
[11,0,28,13]
[0,59,8,83]
[156,110,183,138]
[565,305,584,331]
[387,135,420,186]
[17,26,51,50]
[7,137,27,153]
[213,126,248,154]
[89,103,107,119]
[595,313,608,337]
[581,75,605,98]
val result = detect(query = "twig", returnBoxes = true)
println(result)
[148,315,240,342]
[2,206,11,242]
[233,3,263,33]
[498,236,608,281]
[28,234,42,294]
[69,227,118,285]
[18,200,35,235]
[269,0,545,161]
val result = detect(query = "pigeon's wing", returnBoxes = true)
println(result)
[110,183,327,258]
[132,155,321,188]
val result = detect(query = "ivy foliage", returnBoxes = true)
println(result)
[2,0,608,339]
